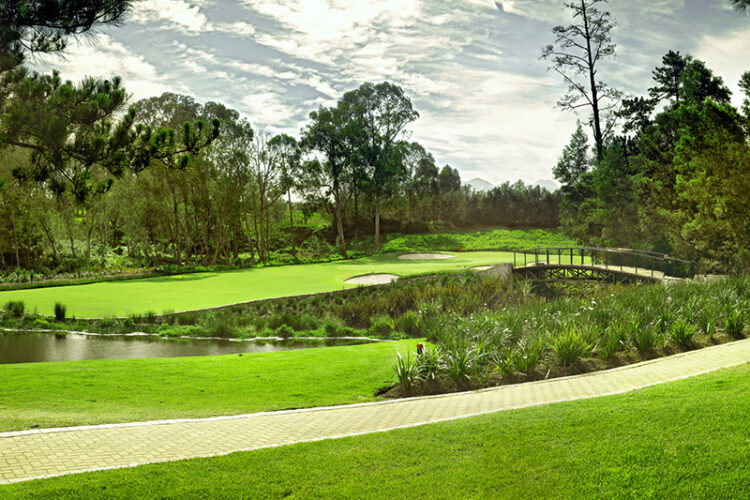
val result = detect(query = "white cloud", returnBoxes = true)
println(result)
[29,34,188,101]
[695,27,750,108]
[129,0,212,33]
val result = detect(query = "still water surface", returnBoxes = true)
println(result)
[0,333,371,364]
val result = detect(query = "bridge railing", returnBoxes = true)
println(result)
[512,247,696,279]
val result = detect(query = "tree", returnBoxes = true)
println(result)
[680,59,731,106]
[340,82,418,251]
[649,50,687,103]
[553,121,590,187]
[401,141,434,221]
[730,0,750,12]
[2,73,220,203]
[542,0,619,161]
[553,122,593,240]
[300,103,355,257]
[268,134,301,255]
[438,165,461,193]
[0,0,133,77]
[740,72,750,131]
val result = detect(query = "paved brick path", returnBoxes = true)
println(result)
[2,338,750,485]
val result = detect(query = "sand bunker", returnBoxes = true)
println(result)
[471,265,494,271]
[398,253,455,260]
[345,274,400,285]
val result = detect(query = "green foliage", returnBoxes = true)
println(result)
[369,314,395,338]
[723,309,745,339]
[396,310,420,337]
[275,324,294,340]
[670,318,696,348]
[53,302,66,321]
[415,347,442,381]
[551,325,592,367]
[393,353,419,392]
[3,300,24,318]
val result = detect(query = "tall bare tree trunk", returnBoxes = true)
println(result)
[333,180,347,258]
[375,195,382,252]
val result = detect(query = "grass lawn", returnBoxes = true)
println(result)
[4,363,750,498]
[0,339,414,432]
[0,251,515,318]
[380,227,576,253]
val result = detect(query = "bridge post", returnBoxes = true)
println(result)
[546,249,549,265]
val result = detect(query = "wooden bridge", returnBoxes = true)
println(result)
[512,247,695,284]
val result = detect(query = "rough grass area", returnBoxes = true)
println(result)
[0,340,414,432]
[380,228,576,253]
[4,364,750,498]
[0,251,513,318]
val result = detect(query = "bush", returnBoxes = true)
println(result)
[396,310,421,337]
[369,314,395,338]
[393,353,419,392]
[54,302,67,321]
[670,318,695,348]
[631,323,659,352]
[276,324,294,340]
[443,345,480,382]
[323,321,342,338]
[551,325,592,367]
[4,301,25,318]
[209,320,235,338]
[724,309,745,339]
[511,336,546,373]
[416,347,442,381]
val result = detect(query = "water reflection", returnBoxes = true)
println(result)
[0,333,371,364]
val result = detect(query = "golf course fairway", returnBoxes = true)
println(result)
[0,252,514,318]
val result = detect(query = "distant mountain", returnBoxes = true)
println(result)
[466,177,494,192]
[532,179,559,192]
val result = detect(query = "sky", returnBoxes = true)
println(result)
[29,0,750,186]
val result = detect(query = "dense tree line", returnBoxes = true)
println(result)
[0,86,559,272]
[0,1,562,274]
[554,50,750,272]
[546,0,750,273]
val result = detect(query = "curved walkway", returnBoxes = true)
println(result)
[3,338,750,485]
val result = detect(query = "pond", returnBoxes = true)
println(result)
[0,332,373,364]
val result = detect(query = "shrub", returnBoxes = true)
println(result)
[323,321,342,338]
[599,322,627,359]
[696,306,717,338]
[443,345,480,382]
[416,347,442,381]
[670,318,695,348]
[631,323,659,352]
[4,301,24,318]
[393,353,419,392]
[276,324,294,340]
[369,314,395,338]
[551,325,592,367]
[724,309,745,339]
[209,320,235,338]
[396,310,421,337]
[511,336,546,373]
[54,302,67,321]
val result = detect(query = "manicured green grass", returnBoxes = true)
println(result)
[0,340,415,432]
[0,252,514,318]
[381,228,576,253]
[4,364,750,498]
